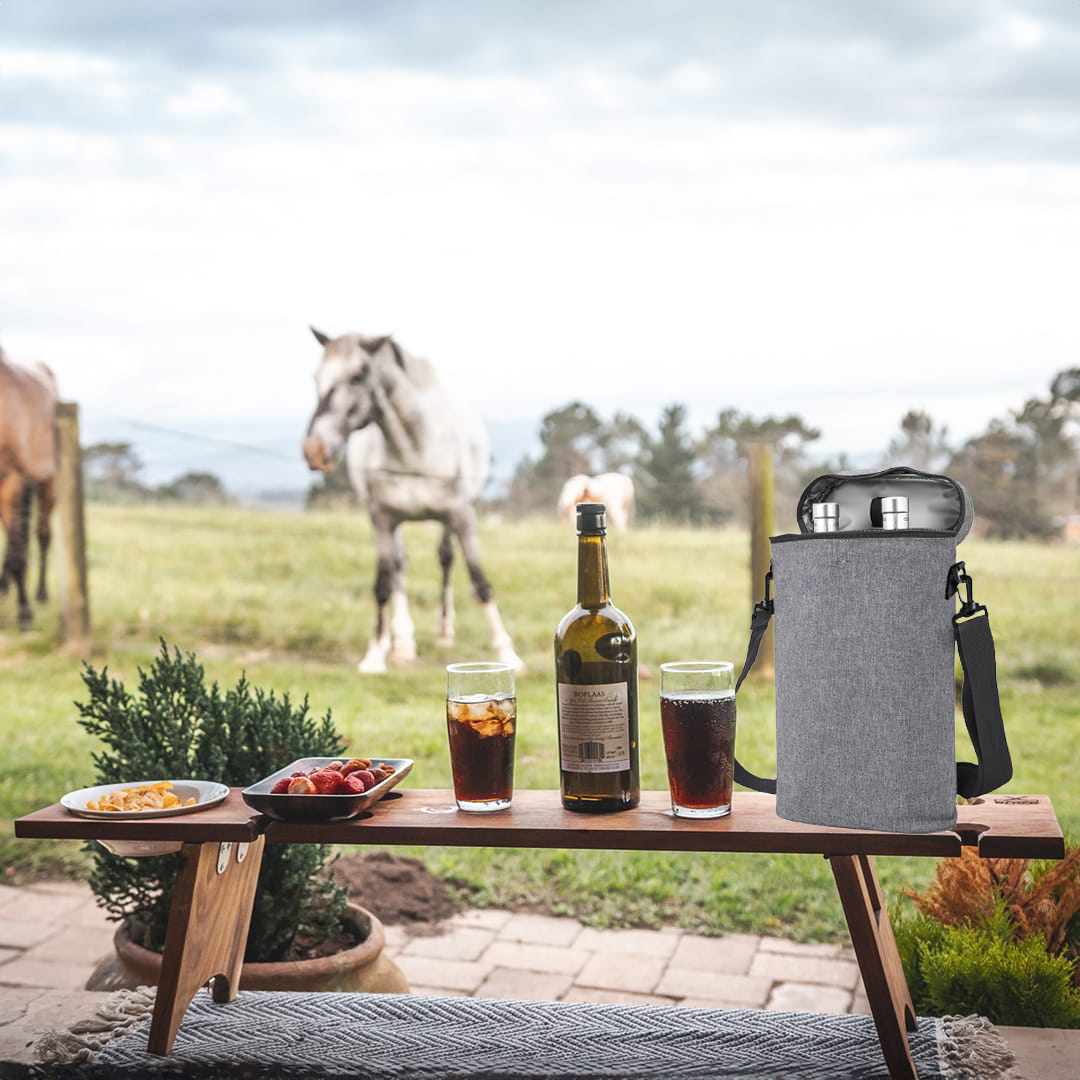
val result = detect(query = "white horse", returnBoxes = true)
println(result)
[557,472,635,531]
[302,328,525,674]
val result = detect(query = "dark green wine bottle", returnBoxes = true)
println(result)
[554,502,639,813]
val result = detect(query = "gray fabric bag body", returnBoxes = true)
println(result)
[734,466,1012,834]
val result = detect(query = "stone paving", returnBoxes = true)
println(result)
[0,878,870,1013]
[5,882,1080,1077]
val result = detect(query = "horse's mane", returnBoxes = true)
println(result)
[0,348,59,400]
[386,337,435,389]
[31,362,59,399]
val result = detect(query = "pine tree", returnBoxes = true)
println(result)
[77,642,349,960]
[638,404,700,520]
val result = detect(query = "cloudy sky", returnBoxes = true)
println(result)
[2,1,1078,492]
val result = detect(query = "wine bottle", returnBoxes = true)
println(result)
[554,502,640,812]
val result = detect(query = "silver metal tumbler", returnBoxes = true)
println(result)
[879,496,909,530]
[812,502,840,532]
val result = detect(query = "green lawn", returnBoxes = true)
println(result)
[1,504,1076,940]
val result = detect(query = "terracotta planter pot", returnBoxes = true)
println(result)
[87,903,409,995]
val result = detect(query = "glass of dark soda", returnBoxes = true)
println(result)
[659,661,736,818]
[446,662,516,812]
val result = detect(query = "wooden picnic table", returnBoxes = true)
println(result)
[15,789,1065,1080]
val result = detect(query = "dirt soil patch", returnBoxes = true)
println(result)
[331,850,461,933]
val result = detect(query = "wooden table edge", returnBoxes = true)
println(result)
[13,790,1063,861]
[13,791,264,843]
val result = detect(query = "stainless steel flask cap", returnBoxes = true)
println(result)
[812,502,840,532]
[879,496,909,530]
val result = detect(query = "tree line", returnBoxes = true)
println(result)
[81,442,230,505]
[506,367,1080,539]
[83,366,1080,539]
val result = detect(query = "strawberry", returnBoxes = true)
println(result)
[342,773,367,794]
[309,769,347,795]
[270,777,292,794]
[352,769,376,790]
[287,775,317,795]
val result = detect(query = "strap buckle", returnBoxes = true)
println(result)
[752,568,774,624]
[948,562,986,623]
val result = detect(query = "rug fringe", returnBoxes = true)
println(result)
[936,1014,1021,1080]
[35,985,158,1065]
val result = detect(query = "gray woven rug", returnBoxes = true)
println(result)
[30,989,1019,1080]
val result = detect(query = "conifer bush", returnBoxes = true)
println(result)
[76,642,349,961]
[903,843,1080,963]
[894,903,1080,1027]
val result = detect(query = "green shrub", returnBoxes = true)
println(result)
[76,642,348,962]
[893,902,1080,1028]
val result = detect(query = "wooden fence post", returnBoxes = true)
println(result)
[747,442,774,677]
[55,402,90,649]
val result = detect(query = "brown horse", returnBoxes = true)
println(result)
[0,349,57,627]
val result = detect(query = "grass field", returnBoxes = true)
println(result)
[2,504,1077,941]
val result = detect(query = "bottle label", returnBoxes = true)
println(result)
[557,681,631,773]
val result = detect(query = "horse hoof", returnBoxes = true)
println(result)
[17,608,33,631]
[36,588,48,604]
[435,636,455,649]
[391,643,417,663]
[358,654,388,675]
[497,647,527,675]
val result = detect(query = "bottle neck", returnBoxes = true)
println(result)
[577,533,611,608]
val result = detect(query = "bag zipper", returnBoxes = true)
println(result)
[771,528,954,544]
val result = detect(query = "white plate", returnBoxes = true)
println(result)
[61,779,230,820]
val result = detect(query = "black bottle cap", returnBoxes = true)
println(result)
[576,502,607,536]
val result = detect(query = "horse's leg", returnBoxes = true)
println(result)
[0,476,11,596]
[0,473,34,628]
[451,507,526,674]
[435,525,455,648]
[35,477,55,603]
[388,527,416,663]
[358,513,396,674]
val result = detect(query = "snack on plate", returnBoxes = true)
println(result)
[270,760,394,795]
[87,781,196,813]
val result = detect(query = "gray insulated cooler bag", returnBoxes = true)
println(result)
[734,466,1013,834]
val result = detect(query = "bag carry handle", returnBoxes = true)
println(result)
[733,563,1013,801]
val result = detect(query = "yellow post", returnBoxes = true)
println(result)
[746,442,774,677]
[55,402,90,650]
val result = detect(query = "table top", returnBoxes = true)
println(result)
[14,789,1064,859]
[15,789,263,843]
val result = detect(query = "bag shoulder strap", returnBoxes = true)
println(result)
[732,590,778,795]
[733,567,1013,800]
[952,617,1012,797]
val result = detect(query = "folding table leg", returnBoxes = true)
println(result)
[828,853,918,1080]
[147,835,265,1055]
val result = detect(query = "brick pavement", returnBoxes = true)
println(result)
[6,882,1080,1078]
[0,879,869,1014]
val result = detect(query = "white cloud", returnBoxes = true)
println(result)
[0,46,132,101]
[670,61,717,98]
[0,46,121,82]
[2,22,1078,492]
[1002,14,1047,51]
[166,80,249,122]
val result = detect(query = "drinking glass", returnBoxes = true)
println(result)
[445,662,516,812]
[659,661,736,818]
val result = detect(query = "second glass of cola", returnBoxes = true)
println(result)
[659,661,736,818]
